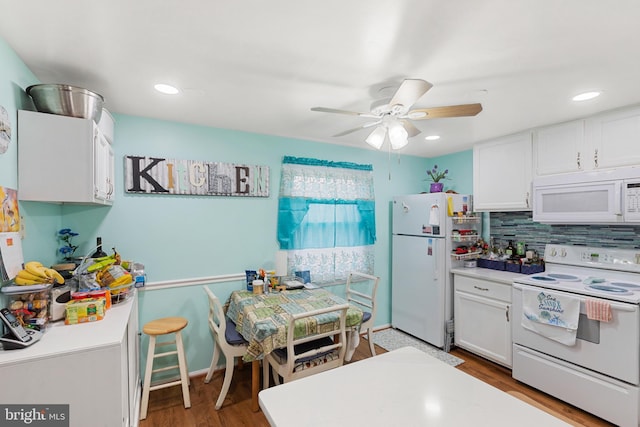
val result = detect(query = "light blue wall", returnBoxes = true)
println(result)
[0,35,476,375]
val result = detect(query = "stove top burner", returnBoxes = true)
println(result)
[547,273,581,282]
[610,282,640,289]
[530,275,557,283]
[586,284,633,295]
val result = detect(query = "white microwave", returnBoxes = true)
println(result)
[533,168,640,224]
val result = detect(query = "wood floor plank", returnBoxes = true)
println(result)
[139,334,615,426]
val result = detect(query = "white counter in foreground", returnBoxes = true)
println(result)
[259,346,569,427]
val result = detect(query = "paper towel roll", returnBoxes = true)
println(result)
[275,250,288,277]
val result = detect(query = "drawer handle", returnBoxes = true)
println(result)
[506,306,510,322]
[473,286,489,291]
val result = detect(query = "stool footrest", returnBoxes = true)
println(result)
[150,379,185,392]
[153,350,178,358]
[152,364,179,374]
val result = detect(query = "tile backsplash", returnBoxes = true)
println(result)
[489,211,640,257]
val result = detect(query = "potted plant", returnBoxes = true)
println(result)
[426,165,448,193]
[58,228,80,262]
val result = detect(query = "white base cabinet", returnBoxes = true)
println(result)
[0,293,140,427]
[454,274,512,367]
[18,110,114,205]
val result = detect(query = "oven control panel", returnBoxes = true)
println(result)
[545,244,640,273]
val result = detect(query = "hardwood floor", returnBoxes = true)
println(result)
[139,337,615,426]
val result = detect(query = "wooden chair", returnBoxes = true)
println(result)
[203,286,249,410]
[346,271,380,357]
[263,304,349,387]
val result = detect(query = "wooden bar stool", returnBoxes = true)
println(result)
[140,316,191,420]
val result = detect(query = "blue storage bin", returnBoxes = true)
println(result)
[521,264,545,275]
[506,262,521,273]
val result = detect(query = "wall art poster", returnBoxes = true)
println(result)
[124,155,269,197]
[0,186,20,232]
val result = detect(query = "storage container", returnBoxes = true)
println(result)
[1,283,52,331]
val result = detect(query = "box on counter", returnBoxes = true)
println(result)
[65,297,105,325]
[521,263,545,275]
[505,262,521,273]
[476,258,506,271]
[1,283,52,331]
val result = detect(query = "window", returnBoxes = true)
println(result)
[277,157,376,284]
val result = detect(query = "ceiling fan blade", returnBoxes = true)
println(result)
[311,107,379,118]
[408,103,483,119]
[332,120,381,137]
[400,120,422,138]
[389,79,433,109]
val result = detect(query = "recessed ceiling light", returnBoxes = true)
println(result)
[425,135,440,141]
[154,83,180,95]
[572,91,601,102]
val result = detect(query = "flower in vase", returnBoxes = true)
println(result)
[58,228,79,260]
[427,165,449,182]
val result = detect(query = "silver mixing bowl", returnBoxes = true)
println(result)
[26,84,104,123]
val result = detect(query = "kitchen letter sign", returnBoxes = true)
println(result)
[125,155,269,197]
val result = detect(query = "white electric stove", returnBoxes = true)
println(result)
[512,244,640,427]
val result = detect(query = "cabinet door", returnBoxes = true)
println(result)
[455,290,512,367]
[93,128,115,202]
[534,120,584,176]
[586,107,640,169]
[473,132,533,211]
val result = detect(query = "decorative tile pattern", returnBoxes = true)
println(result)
[367,328,464,367]
[489,212,640,257]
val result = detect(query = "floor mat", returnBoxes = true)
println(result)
[366,328,464,367]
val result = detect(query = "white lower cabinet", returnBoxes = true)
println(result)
[454,274,512,367]
[0,293,140,427]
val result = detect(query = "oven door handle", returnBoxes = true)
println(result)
[513,283,638,312]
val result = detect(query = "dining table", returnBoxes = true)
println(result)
[226,287,363,412]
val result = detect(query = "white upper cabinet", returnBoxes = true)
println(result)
[534,120,585,176]
[534,106,640,176]
[473,132,533,211]
[585,106,640,170]
[18,110,114,205]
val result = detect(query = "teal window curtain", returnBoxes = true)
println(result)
[277,156,376,284]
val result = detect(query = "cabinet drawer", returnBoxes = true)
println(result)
[454,275,511,303]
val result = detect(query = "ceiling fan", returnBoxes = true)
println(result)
[311,79,483,150]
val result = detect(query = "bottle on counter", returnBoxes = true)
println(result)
[91,237,108,258]
[505,240,515,258]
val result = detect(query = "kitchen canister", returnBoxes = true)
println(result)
[252,280,264,294]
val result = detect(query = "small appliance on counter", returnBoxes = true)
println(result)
[0,307,42,350]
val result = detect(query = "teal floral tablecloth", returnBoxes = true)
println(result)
[226,288,363,361]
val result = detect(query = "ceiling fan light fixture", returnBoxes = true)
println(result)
[365,126,386,150]
[389,122,409,149]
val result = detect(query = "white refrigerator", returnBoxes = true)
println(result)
[391,193,473,350]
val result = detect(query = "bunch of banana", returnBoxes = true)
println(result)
[15,261,65,286]
[86,249,121,273]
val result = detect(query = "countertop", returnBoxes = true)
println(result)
[0,290,136,366]
[451,267,529,285]
[259,346,570,426]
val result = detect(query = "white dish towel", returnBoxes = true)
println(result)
[521,288,581,346]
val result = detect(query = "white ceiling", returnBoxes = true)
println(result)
[2,1,640,157]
